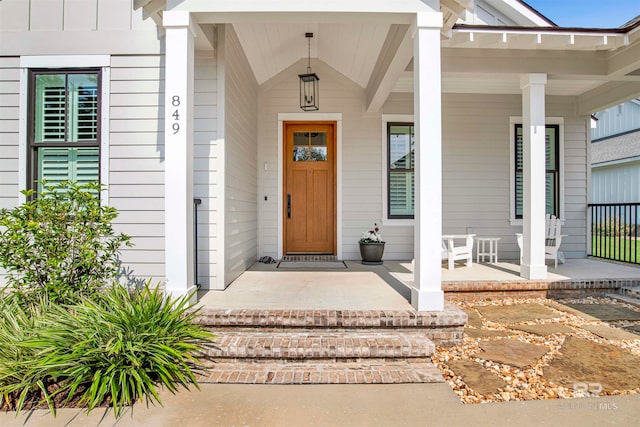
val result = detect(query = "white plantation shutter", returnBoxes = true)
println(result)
[36,84,66,142]
[38,147,71,187]
[515,127,524,218]
[31,71,100,189]
[515,124,559,218]
[389,171,414,216]
[38,147,99,188]
[70,85,98,141]
[388,123,415,218]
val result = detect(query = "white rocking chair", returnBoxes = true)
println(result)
[516,214,566,268]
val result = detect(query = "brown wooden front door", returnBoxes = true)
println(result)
[284,122,336,254]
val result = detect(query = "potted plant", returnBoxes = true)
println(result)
[359,223,385,265]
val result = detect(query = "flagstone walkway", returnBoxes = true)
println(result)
[433,297,640,403]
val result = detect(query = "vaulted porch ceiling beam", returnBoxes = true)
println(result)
[366,24,413,113]
[607,40,640,78]
[577,81,640,116]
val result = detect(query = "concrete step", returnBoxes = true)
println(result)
[196,360,444,384]
[203,331,435,360]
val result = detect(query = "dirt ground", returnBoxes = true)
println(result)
[432,297,640,403]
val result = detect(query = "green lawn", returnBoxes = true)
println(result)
[591,236,640,263]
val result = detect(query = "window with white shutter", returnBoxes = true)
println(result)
[387,123,415,219]
[514,124,559,219]
[29,70,100,189]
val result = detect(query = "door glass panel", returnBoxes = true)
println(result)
[293,132,327,161]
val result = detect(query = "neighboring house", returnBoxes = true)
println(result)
[591,100,640,204]
[1,0,640,312]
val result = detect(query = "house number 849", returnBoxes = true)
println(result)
[171,95,181,134]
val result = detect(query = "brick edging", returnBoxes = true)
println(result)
[443,278,640,301]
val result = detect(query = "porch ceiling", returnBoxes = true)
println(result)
[232,22,390,87]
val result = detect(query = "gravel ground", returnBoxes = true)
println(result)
[432,297,640,404]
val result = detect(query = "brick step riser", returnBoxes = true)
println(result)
[199,357,434,365]
[204,327,462,347]
[196,360,445,385]
[202,351,433,360]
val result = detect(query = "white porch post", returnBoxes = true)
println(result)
[163,11,196,300]
[520,73,547,280]
[412,12,444,311]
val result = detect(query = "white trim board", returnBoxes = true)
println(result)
[277,113,343,260]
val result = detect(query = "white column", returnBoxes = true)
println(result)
[163,11,196,300]
[412,12,444,311]
[520,73,547,280]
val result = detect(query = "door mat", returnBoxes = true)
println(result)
[281,255,337,262]
[277,261,347,269]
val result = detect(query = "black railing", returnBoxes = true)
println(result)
[194,198,202,288]
[589,203,640,264]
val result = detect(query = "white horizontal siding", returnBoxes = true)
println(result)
[0,57,19,212]
[109,54,166,282]
[193,49,219,290]
[224,25,258,286]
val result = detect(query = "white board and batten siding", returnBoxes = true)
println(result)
[222,25,259,286]
[592,163,640,204]
[592,101,640,141]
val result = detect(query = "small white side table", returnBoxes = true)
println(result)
[476,237,501,263]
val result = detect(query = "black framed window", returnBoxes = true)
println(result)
[28,69,101,191]
[387,123,415,219]
[514,124,560,219]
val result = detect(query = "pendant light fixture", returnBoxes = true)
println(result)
[299,32,319,111]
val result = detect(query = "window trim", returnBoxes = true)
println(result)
[509,116,565,226]
[19,56,110,204]
[381,114,414,226]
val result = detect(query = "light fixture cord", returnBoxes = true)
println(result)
[307,36,312,73]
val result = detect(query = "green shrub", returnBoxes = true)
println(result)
[0,181,131,305]
[8,284,214,417]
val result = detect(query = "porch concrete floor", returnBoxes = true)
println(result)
[198,261,414,310]
[198,258,640,310]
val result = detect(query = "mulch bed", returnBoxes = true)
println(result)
[0,381,109,412]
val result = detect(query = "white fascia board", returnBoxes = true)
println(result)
[485,0,554,27]
[168,0,437,13]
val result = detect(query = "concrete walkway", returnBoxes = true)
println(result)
[2,383,638,426]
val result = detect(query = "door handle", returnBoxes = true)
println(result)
[287,194,291,219]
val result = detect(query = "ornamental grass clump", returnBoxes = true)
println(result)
[0,181,131,305]
[1,284,214,417]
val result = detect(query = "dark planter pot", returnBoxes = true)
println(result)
[359,242,385,265]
